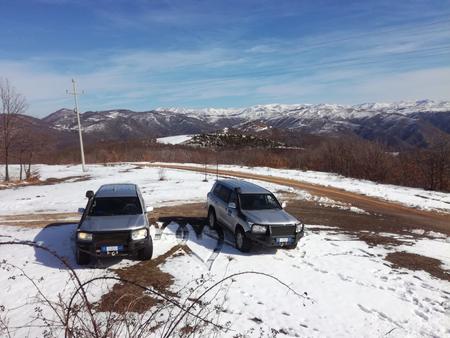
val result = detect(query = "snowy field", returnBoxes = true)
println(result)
[0,164,365,216]
[0,164,449,337]
[151,162,450,214]
[173,225,450,337]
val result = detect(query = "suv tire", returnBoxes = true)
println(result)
[208,208,217,230]
[138,237,153,260]
[235,227,252,252]
[76,248,90,265]
[285,242,298,250]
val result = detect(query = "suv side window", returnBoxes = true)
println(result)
[213,183,222,197]
[229,191,237,204]
[217,185,231,202]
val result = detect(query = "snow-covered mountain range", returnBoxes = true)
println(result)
[42,100,450,148]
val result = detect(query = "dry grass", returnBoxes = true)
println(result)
[385,251,450,281]
[0,175,90,190]
[96,245,190,314]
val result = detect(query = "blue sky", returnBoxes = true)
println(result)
[1,0,450,117]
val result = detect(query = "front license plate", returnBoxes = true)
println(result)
[101,245,124,253]
[277,238,289,244]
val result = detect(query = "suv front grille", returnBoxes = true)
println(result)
[269,225,296,237]
[93,231,130,246]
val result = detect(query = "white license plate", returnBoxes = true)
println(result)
[277,238,289,243]
[105,246,119,252]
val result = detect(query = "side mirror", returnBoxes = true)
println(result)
[146,206,154,213]
[78,208,85,214]
[228,202,236,209]
[85,190,94,199]
[281,201,287,209]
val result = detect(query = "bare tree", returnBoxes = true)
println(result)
[0,78,27,181]
[14,126,41,181]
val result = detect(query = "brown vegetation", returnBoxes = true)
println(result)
[1,117,449,192]
[385,251,450,281]
[97,245,185,314]
[39,134,450,192]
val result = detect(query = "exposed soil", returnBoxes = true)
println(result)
[286,200,422,245]
[385,251,450,282]
[0,175,90,190]
[149,203,206,225]
[40,175,91,185]
[0,212,80,228]
[96,245,191,314]
[179,324,196,336]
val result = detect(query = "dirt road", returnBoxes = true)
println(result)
[149,164,450,235]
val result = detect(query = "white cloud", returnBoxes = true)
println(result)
[355,67,450,102]
[1,19,449,118]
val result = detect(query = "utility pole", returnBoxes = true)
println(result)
[67,79,86,172]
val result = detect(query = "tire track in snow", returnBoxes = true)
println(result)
[204,226,224,270]
[156,219,225,270]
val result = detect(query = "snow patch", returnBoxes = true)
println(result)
[156,134,195,145]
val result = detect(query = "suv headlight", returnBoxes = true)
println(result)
[77,232,93,241]
[295,222,304,233]
[252,224,267,234]
[131,228,148,241]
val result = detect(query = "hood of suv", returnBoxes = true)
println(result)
[80,214,147,232]
[242,209,298,225]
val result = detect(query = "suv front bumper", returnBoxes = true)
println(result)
[76,231,150,258]
[248,228,304,247]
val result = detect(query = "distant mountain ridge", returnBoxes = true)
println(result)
[41,100,450,148]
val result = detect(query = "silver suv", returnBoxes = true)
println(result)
[76,183,153,265]
[207,179,304,252]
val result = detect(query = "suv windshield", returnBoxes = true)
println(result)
[89,197,142,216]
[239,194,280,210]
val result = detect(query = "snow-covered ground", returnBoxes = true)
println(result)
[168,224,450,337]
[0,223,180,337]
[0,164,361,216]
[0,164,449,337]
[156,134,195,145]
[0,164,215,215]
[152,163,450,214]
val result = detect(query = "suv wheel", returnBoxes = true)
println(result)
[208,209,217,229]
[76,248,90,265]
[138,236,153,261]
[235,227,252,252]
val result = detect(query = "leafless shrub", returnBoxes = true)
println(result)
[0,305,11,338]
[25,169,40,183]
[158,168,166,181]
[0,240,309,337]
